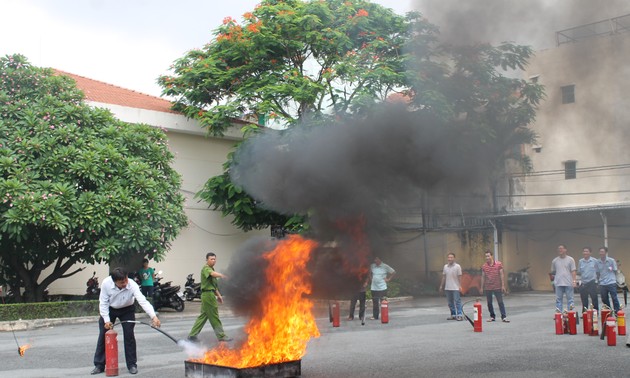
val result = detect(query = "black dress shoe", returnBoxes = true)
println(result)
[128,366,138,375]
[90,366,104,375]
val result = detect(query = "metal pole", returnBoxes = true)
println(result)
[600,212,608,248]
[490,220,499,261]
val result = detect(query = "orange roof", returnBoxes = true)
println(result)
[53,69,177,114]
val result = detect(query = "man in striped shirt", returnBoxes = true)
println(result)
[481,251,509,323]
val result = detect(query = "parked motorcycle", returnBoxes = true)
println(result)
[183,273,201,301]
[152,271,185,312]
[85,271,100,298]
[508,266,532,292]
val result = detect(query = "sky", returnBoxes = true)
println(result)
[0,0,413,97]
[1,1,628,98]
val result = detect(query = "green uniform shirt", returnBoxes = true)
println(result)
[201,265,218,291]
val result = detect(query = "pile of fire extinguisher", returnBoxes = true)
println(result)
[555,304,625,347]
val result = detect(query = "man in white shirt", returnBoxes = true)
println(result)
[91,267,160,375]
[369,257,396,320]
[439,252,463,321]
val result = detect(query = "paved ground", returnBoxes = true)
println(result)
[1,292,630,377]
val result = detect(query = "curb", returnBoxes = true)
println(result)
[0,296,414,332]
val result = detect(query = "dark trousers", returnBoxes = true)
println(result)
[141,285,154,298]
[93,305,137,369]
[371,290,387,319]
[600,283,621,312]
[579,280,599,311]
[349,291,366,320]
[485,290,507,320]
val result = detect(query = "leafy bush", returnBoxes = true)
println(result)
[0,300,99,321]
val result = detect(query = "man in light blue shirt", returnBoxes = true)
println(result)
[370,257,395,320]
[578,247,599,311]
[596,246,620,313]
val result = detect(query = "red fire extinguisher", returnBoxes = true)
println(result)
[105,328,118,377]
[381,297,389,324]
[601,307,611,331]
[590,308,599,336]
[554,311,563,335]
[606,314,617,346]
[618,308,626,336]
[473,300,482,333]
[583,309,591,334]
[331,301,340,327]
[567,309,577,335]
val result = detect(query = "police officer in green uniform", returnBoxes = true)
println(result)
[187,252,232,342]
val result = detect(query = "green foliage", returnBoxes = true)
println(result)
[407,42,545,210]
[161,0,428,232]
[0,300,100,321]
[160,0,423,134]
[0,54,189,302]
[161,0,544,231]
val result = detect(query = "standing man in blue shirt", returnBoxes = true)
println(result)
[369,257,395,320]
[578,247,599,312]
[596,246,621,314]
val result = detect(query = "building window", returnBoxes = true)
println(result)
[564,160,577,179]
[561,85,575,104]
[529,75,540,83]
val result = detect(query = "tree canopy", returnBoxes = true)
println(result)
[159,0,428,134]
[0,54,188,301]
[160,0,544,232]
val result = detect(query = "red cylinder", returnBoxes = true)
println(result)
[554,312,563,335]
[105,329,118,377]
[590,309,599,336]
[583,310,591,334]
[332,301,340,327]
[381,298,389,324]
[601,308,611,331]
[567,310,577,335]
[618,309,626,336]
[607,315,617,346]
[473,301,482,332]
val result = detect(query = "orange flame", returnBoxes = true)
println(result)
[18,344,31,357]
[335,215,370,278]
[195,234,320,368]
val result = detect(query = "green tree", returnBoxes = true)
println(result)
[0,54,188,302]
[406,42,545,211]
[160,0,543,231]
[160,0,431,231]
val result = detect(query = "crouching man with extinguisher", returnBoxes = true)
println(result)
[90,267,160,375]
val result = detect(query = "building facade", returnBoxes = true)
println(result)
[45,71,268,295]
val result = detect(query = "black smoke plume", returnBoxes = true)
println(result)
[221,105,489,310]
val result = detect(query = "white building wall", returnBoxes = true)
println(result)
[46,104,268,295]
[519,32,630,210]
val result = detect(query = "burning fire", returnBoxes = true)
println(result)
[196,234,320,368]
[18,344,31,357]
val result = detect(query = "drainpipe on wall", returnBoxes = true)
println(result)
[600,212,608,248]
[490,220,499,261]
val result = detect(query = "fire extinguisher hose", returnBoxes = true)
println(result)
[115,320,180,344]
[460,299,479,328]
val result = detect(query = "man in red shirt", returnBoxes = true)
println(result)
[481,251,510,322]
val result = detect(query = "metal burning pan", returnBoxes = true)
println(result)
[184,359,301,378]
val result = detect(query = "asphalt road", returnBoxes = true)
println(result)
[1,292,630,377]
